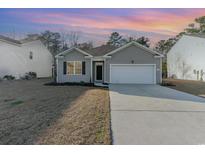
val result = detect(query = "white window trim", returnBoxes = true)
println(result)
[67,61,82,75]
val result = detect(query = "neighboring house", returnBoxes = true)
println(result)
[0,35,53,79]
[167,34,205,81]
[55,41,163,84]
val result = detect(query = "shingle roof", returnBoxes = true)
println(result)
[84,44,117,56]
[0,35,21,45]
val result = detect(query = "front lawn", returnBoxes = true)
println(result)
[0,79,111,144]
[163,78,205,97]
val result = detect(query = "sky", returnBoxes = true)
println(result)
[0,8,205,47]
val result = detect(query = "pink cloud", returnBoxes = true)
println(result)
[8,9,205,45]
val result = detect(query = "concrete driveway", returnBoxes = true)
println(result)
[109,84,205,144]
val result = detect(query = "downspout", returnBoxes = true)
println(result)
[56,57,58,83]
[90,58,93,83]
[160,57,162,83]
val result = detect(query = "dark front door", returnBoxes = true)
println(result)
[96,65,103,81]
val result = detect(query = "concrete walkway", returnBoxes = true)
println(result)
[109,84,205,144]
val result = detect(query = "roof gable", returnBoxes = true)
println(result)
[56,42,163,58]
[84,45,117,56]
[103,41,163,57]
[0,35,21,46]
[0,34,43,46]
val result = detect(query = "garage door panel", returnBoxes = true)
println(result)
[110,64,156,84]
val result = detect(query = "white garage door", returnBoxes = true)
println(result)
[110,64,156,84]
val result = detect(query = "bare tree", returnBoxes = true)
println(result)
[77,41,93,50]
[68,31,80,47]
[59,31,81,49]
[60,31,69,50]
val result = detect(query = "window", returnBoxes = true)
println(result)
[67,61,74,75]
[29,51,33,60]
[67,61,82,75]
[75,61,82,75]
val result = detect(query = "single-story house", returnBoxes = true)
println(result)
[167,34,205,81]
[0,34,53,79]
[55,41,163,84]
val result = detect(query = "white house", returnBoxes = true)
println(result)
[0,34,53,79]
[167,34,205,81]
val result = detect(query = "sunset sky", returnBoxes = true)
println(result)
[0,8,205,47]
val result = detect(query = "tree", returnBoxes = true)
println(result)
[125,36,151,48]
[68,31,80,47]
[195,16,205,32]
[59,31,81,49]
[107,32,125,47]
[136,36,150,48]
[41,30,62,82]
[60,31,69,50]
[154,37,178,78]
[77,41,93,50]
[184,16,205,34]
[154,38,177,56]
[127,36,135,42]
[41,30,61,56]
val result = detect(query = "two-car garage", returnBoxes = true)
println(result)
[110,64,156,84]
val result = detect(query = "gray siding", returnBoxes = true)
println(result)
[57,45,162,84]
[105,45,162,84]
[57,49,91,83]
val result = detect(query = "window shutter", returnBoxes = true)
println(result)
[63,62,67,74]
[82,61,86,75]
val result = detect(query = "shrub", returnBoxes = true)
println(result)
[3,75,15,80]
[171,74,177,79]
[161,81,175,86]
[28,72,37,78]
[21,72,37,80]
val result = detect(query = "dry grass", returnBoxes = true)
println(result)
[0,79,111,144]
[163,78,205,96]
[36,88,111,145]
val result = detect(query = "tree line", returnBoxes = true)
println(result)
[39,30,151,56]
[39,15,205,57]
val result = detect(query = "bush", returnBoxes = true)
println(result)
[161,81,176,86]
[21,72,37,80]
[3,75,15,80]
[171,74,177,79]
[28,72,37,78]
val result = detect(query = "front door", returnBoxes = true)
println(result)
[95,63,103,82]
